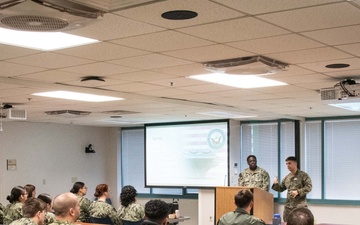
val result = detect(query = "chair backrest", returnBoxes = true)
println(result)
[121,219,143,225]
[90,216,113,225]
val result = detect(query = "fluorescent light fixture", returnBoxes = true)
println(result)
[32,91,123,102]
[0,28,99,51]
[188,73,287,88]
[197,111,257,118]
[329,102,360,111]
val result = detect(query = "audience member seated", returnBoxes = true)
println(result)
[142,199,169,225]
[4,186,28,225]
[9,198,46,225]
[217,189,265,225]
[70,182,91,222]
[117,185,144,224]
[1,202,5,224]
[24,185,36,199]
[89,184,120,225]
[287,207,314,225]
[37,194,56,225]
[48,192,80,225]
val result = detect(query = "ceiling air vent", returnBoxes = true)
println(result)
[45,110,91,116]
[0,0,104,31]
[203,55,288,76]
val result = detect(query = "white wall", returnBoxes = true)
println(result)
[0,121,119,205]
[1,121,358,225]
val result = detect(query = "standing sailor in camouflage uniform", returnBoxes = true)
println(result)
[272,156,312,222]
[238,155,270,191]
[10,198,46,225]
[48,192,80,225]
[69,182,91,222]
[4,186,28,225]
[218,189,265,225]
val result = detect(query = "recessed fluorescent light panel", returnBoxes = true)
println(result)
[188,73,287,88]
[32,91,123,102]
[329,102,360,111]
[0,28,99,51]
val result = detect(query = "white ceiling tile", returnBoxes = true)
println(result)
[178,17,289,43]
[258,3,360,32]
[227,34,324,54]
[0,61,46,77]
[111,30,214,52]
[67,13,165,40]
[108,54,192,69]
[60,62,138,76]
[298,58,360,73]
[108,71,178,82]
[336,43,360,57]
[210,0,340,15]
[55,42,149,61]
[116,0,244,29]
[0,45,40,60]
[7,53,93,69]
[266,47,352,64]
[302,25,360,46]
[16,70,81,83]
[163,44,252,62]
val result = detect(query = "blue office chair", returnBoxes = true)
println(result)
[90,216,113,225]
[121,219,143,225]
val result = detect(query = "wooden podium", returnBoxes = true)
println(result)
[215,187,274,224]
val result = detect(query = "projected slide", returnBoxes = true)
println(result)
[145,120,228,187]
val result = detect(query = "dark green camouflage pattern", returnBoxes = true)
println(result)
[3,202,23,225]
[117,203,144,222]
[238,166,270,191]
[89,201,120,225]
[9,217,37,225]
[76,195,91,222]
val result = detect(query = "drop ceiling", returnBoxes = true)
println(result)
[1,0,360,126]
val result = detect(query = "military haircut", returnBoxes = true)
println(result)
[23,198,46,218]
[286,156,297,162]
[234,189,253,208]
[246,155,257,161]
[287,207,314,225]
[53,193,78,217]
[145,199,169,224]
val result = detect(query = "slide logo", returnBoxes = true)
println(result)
[207,129,226,150]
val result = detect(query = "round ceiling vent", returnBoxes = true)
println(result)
[1,15,69,31]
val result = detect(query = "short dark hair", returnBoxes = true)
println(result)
[287,207,314,225]
[247,155,257,161]
[23,198,46,218]
[24,184,36,198]
[234,189,253,208]
[37,193,52,205]
[145,199,169,224]
[286,156,297,162]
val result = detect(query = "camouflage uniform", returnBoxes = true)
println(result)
[44,212,56,225]
[0,203,5,224]
[76,195,91,222]
[272,170,312,222]
[48,219,75,225]
[218,208,265,225]
[9,217,37,225]
[3,202,23,225]
[89,201,120,225]
[117,202,144,222]
[238,166,270,191]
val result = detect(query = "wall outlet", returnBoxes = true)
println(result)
[209,216,213,222]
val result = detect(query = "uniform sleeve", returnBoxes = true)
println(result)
[108,205,121,225]
[262,171,270,192]
[272,176,287,192]
[238,171,245,186]
[298,172,312,197]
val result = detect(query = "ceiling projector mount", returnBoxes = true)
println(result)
[320,79,360,101]
[203,55,289,76]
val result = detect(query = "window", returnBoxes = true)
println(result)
[121,127,196,197]
[305,118,360,202]
[240,121,296,198]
